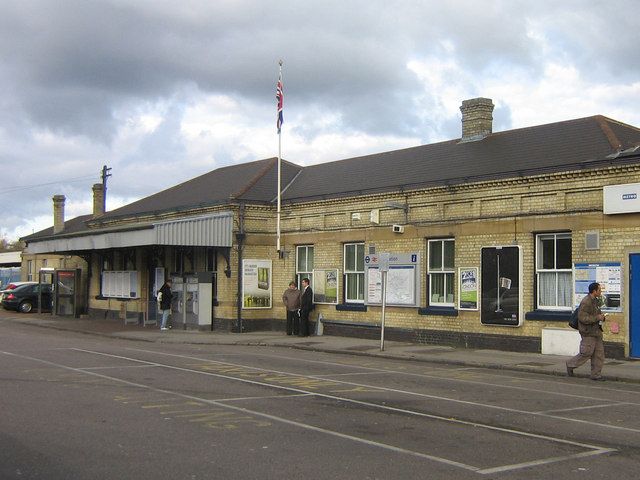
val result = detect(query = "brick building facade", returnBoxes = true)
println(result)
[21,98,640,358]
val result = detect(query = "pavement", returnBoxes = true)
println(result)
[2,309,639,384]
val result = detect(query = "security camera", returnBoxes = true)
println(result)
[392,224,404,233]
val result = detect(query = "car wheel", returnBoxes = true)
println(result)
[19,301,33,313]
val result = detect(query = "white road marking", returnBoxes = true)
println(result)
[81,364,158,370]
[122,347,640,434]
[536,402,632,414]
[1,349,480,473]
[67,348,616,466]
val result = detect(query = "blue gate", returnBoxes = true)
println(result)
[630,254,640,358]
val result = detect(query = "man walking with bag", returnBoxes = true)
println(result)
[566,282,607,380]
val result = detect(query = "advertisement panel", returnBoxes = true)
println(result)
[242,259,272,309]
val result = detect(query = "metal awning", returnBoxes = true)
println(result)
[25,212,234,254]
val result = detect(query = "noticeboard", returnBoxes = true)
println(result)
[364,253,420,307]
[574,262,622,312]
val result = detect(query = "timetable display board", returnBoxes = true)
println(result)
[364,253,420,307]
[574,262,621,312]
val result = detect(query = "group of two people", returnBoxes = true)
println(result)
[282,278,314,336]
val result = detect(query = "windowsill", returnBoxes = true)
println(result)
[95,295,139,301]
[335,303,367,312]
[525,309,572,321]
[418,306,458,316]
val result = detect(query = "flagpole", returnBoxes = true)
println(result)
[276,59,283,254]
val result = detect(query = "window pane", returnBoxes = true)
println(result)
[346,273,358,300]
[307,247,314,271]
[445,273,454,302]
[556,237,572,269]
[345,245,355,271]
[540,238,555,269]
[557,272,572,307]
[430,273,444,303]
[538,272,556,307]
[355,244,364,271]
[297,247,307,271]
[444,241,455,269]
[429,242,442,270]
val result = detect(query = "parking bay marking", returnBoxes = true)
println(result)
[64,348,615,474]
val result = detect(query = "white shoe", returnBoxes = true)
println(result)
[161,327,168,331]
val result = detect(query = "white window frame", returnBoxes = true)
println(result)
[296,245,314,288]
[536,232,572,310]
[428,238,455,307]
[27,260,33,281]
[344,242,365,303]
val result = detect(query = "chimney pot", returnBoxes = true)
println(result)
[460,97,494,142]
[53,194,65,234]
[92,183,105,217]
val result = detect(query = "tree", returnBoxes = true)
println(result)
[0,235,23,252]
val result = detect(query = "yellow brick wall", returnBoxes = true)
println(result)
[232,165,640,354]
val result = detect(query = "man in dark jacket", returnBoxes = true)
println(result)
[282,281,301,335]
[299,278,313,337]
[158,279,173,331]
[566,282,606,380]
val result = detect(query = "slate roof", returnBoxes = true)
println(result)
[95,157,303,221]
[282,116,640,202]
[22,114,640,242]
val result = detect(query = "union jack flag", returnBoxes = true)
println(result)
[276,72,283,133]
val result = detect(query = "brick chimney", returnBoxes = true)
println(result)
[460,97,494,142]
[92,183,105,217]
[53,194,65,234]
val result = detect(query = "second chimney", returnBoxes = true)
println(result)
[53,194,65,234]
[92,183,105,217]
[460,97,494,142]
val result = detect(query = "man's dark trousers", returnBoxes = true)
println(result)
[286,310,299,335]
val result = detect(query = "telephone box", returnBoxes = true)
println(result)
[53,269,81,317]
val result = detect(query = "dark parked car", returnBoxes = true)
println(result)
[0,281,37,302]
[1,283,52,313]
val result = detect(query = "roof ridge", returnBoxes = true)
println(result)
[595,115,622,150]
[230,157,278,199]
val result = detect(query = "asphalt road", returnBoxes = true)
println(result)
[1,321,640,480]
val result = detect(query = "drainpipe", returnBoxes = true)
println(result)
[236,203,246,333]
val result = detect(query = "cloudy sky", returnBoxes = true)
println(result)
[1,0,639,241]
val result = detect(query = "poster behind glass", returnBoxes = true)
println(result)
[480,246,522,326]
[242,259,272,309]
[313,269,339,304]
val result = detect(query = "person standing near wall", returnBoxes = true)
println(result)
[566,282,607,380]
[299,278,313,337]
[282,281,301,335]
[157,279,173,331]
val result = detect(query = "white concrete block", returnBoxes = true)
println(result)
[541,327,581,356]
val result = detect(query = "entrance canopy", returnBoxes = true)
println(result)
[25,212,234,254]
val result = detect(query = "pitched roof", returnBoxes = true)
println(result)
[21,214,93,241]
[282,116,640,201]
[96,157,303,221]
[22,114,640,242]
